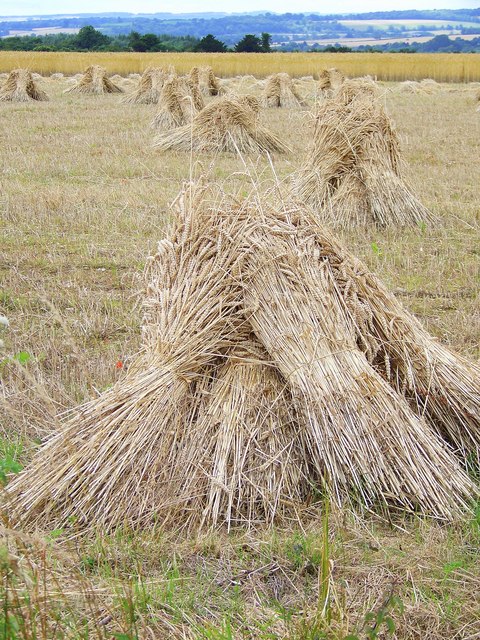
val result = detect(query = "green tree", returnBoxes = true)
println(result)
[74,25,110,50]
[261,32,272,52]
[195,34,227,52]
[128,31,147,51]
[141,33,160,50]
[235,34,263,52]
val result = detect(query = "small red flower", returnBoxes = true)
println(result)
[115,360,123,369]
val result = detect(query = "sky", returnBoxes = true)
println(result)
[1,0,478,17]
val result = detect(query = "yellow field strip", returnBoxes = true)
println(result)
[1,51,479,81]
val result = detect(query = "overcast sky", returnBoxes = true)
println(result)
[1,0,478,17]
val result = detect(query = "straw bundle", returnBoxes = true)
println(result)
[196,65,223,96]
[64,65,123,95]
[122,66,173,104]
[170,338,310,527]
[186,73,205,112]
[420,78,440,93]
[0,68,49,102]
[238,94,261,114]
[237,74,259,88]
[153,96,288,154]
[294,90,437,228]
[318,69,331,91]
[240,205,478,516]
[262,73,305,108]
[318,68,345,92]
[7,185,253,530]
[399,80,423,94]
[245,200,480,459]
[6,186,479,532]
[152,75,203,130]
[334,77,379,103]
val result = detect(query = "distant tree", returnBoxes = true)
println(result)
[422,34,456,52]
[195,34,227,52]
[141,33,160,50]
[74,25,110,50]
[261,32,272,52]
[129,31,147,51]
[323,44,352,52]
[235,34,263,52]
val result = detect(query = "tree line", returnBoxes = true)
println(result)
[1,26,478,53]
[0,26,271,53]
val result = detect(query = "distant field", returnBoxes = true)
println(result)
[339,19,480,29]
[1,51,480,81]
[3,26,79,37]
[303,33,480,48]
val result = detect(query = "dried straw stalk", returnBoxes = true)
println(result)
[152,75,203,130]
[64,65,123,95]
[399,81,423,94]
[262,73,305,108]
[122,66,173,104]
[7,185,253,530]
[6,187,479,531]
[318,68,345,93]
[186,73,205,112]
[294,89,437,228]
[238,94,261,114]
[0,68,49,102]
[196,66,223,96]
[170,338,310,529]
[241,206,475,518]
[153,96,288,154]
[334,77,379,103]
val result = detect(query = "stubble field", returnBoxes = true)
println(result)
[0,73,479,639]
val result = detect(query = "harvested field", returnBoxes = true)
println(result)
[0,75,479,639]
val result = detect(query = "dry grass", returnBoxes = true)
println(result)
[0,68,48,102]
[64,65,123,95]
[153,95,288,154]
